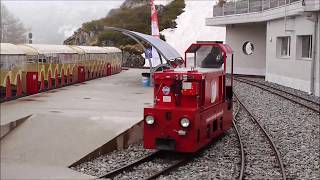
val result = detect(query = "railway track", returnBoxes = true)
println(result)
[232,99,245,180]
[99,150,193,180]
[233,92,286,180]
[234,77,320,113]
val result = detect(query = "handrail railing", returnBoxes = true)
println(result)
[213,0,301,17]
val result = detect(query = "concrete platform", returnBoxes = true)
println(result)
[1,160,95,179]
[0,69,153,179]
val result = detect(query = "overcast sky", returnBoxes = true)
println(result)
[2,0,125,44]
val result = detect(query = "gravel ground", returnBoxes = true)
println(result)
[71,78,319,179]
[243,77,320,104]
[236,77,320,112]
[159,128,241,179]
[113,155,181,180]
[234,80,320,179]
[71,144,154,177]
[235,101,281,179]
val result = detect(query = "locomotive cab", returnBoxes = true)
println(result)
[144,43,234,153]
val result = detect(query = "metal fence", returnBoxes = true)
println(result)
[213,0,301,16]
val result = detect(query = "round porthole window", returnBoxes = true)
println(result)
[242,41,254,55]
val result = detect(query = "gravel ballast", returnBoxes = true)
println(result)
[113,155,181,180]
[159,128,241,179]
[234,101,281,179]
[71,144,154,177]
[234,80,320,179]
[71,79,319,179]
[243,77,320,104]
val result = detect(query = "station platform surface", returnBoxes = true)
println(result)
[0,68,153,179]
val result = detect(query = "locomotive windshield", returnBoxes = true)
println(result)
[196,46,223,68]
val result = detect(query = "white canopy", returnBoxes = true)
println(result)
[103,47,122,53]
[23,44,77,54]
[104,27,181,61]
[0,43,25,55]
[76,46,109,54]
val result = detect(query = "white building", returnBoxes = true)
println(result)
[206,0,319,96]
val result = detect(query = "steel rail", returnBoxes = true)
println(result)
[99,150,161,179]
[234,92,286,180]
[145,156,193,180]
[234,77,320,113]
[99,150,193,180]
[236,77,320,106]
[232,97,245,180]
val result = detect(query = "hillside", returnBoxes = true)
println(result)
[64,0,185,47]
[63,0,185,67]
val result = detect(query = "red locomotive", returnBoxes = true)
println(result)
[144,42,234,153]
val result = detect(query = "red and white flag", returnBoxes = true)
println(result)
[144,0,161,67]
[151,0,160,39]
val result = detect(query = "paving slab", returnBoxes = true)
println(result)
[0,68,153,179]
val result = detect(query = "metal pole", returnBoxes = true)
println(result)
[194,52,196,68]
[122,32,154,84]
[157,51,163,64]
[184,52,187,67]
[222,4,224,16]
[231,54,234,87]
[284,0,287,31]
[269,0,271,9]
[310,14,318,95]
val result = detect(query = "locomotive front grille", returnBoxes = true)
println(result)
[155,138,176,151]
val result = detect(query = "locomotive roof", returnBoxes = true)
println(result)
[173,67,224,73]
[0,43,25,55]
[185,43,233,54]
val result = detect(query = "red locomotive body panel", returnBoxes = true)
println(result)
[144,43,234,153]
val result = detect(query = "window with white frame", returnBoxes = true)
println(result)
[297,35,312,59]
[277,36,291,57]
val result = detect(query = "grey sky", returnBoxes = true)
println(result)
[2,0,124,44]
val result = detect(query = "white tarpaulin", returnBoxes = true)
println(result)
[103,27,182,64]
[0,43,25,55]
[24,44,78,54]
[131,31,181,61]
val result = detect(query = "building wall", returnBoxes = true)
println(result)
[266,14,319,95]
[226,23,266,75]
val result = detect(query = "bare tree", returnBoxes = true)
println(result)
[1,3,27,43]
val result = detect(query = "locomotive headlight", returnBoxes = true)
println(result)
[145,115,155,125]
[180,118,190,128]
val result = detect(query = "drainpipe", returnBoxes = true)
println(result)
[310,13,318,95]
